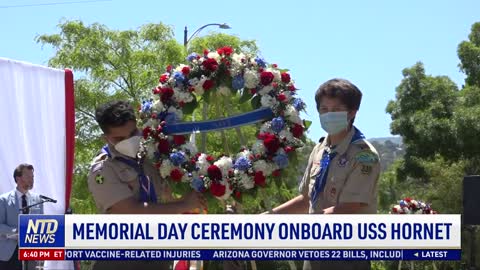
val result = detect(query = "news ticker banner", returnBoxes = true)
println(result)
[18,214,461,261]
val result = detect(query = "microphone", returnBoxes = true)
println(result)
[40,195,57,203]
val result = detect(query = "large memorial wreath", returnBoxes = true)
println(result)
[138,46,310,201]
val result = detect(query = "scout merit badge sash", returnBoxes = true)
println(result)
[310,128,365,205]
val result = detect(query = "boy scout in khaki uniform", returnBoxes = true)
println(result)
[87,100,205,270]
[267,78,380,270]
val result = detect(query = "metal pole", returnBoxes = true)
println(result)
[183,26,188,48]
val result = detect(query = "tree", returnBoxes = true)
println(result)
[386,62,459,179]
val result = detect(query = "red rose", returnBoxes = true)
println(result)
[290,124,304,138]
[272,169,282,177]
[250,88,257,94]
[260,71,274,86]
[281,72,291,83]
[206,155,215,162]
[254,171,266,187]
[210,181,226,197]
[404,197,412,203]
[202,58,219,72]
[142,126,152,139]
[234,190,241,199]
[181,66,190,75]
[272,64,278,68]
[166,65,173,72]
[207,165,223,181]
[152,87,160,95]
[157,138,170,154]
[202,79,215,91]
[160,87,174,103]
[288,84,296,91]
[173,135,186,145]
[391,207,398,213]
[277,93,287,102]
[284,146,295,153]
[217,46,233,56]
[263,133,280,153]
[203,49,209,55]
[170,168,183,182]
[159,74,169,83]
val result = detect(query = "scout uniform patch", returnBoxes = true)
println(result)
[361,165,372,175]
[355,150,379,165]
[337,154,348,167]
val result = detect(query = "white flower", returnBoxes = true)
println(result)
[180,142,198,157]
[260,122,273,134]
[260,95,278,108]
[173,89,193,103]
[253,160,275,176]
[196,154,210,175]
[153,100,164,112]
[236,170,254,189]
[160,160,173,178]
[218,85,231,96]
[237,149,252,159]
[232,53,245,65]
[285,105,302,124]
[244,70,259,88]
[146,141,157,160]
[175,64,189,72]
[194,76,207,96]
[258,85,273,95]
[279,130,294,142]
[251,140,266,156]
[168,107,183,121]
[214,156,233,176]
[267,68,281,82]
[207,52,221,62]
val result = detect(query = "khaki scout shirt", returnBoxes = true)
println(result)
[299,127,380,214]
[87,146,168,213]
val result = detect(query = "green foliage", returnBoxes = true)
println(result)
[458,22,480,86]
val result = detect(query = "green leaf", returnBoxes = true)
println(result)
[304,120,312,130]
[203,90,212,104]
[239,89,252,104]
[182,96,198,115]
[250,94,261,109]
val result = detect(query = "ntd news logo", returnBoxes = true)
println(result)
[19,215,65,248]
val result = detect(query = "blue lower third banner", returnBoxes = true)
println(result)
[63,249,461,261]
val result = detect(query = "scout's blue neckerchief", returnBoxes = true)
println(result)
[102,145,157,204]
[310,127,365,206]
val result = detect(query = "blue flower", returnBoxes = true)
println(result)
[273,153,289,169]
[170,152,186,166]
[186,53,198,62]
[191,178,205,192]
[234,157,251,171]
[293,98,305,111]
[141,99,153,113]
[271,117,285,133]
[173,71,185,86]
[232,75,245,90]
[255,57,267,68]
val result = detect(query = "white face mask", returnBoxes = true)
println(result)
[114,135,141,158]
[320,111,349,135]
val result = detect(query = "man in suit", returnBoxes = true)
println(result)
[0,163,44,270]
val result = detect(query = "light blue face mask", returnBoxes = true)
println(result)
[320,111,349,135]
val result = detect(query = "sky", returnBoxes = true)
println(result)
[1,0,478,142]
